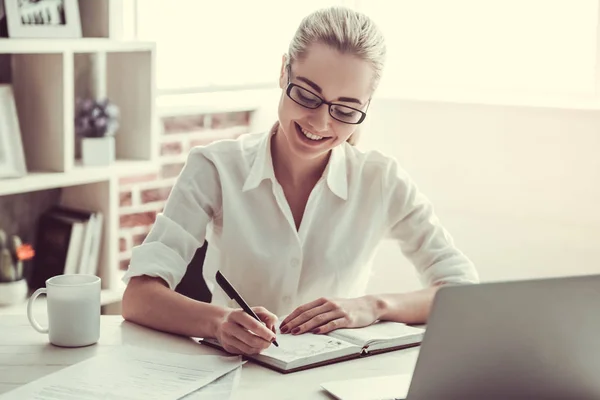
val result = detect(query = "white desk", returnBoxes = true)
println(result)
[0,315,420,399]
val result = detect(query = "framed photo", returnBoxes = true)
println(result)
[0,85,27,179]
[2,0,81,38]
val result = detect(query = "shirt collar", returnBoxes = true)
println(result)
[242,126,276,192]
[242,124,348,201]
[324,144,348,200]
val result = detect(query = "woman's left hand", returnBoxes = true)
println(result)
[279,296,380,335]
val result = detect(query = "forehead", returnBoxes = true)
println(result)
[293,43,374,101]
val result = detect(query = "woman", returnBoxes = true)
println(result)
[122,6,478,356]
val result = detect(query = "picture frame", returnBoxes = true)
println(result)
[2,0,81,38]
[0,84,27,179]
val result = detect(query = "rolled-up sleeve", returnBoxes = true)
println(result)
[122,148,222,289]
[383,160,479,286]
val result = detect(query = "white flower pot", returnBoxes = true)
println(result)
[82,136,115,166]
[0,279,28,306]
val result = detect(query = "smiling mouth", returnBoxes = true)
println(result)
[294,122,331,143]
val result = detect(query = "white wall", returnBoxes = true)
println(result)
[251,95,600,294]
[364,99,600,293]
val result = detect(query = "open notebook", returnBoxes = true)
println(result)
[200,321,424,374]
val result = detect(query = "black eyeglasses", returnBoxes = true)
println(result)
[286,66,369,125]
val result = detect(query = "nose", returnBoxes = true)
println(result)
[308,104,330,133]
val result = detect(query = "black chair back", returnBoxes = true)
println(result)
[175,241,212,303]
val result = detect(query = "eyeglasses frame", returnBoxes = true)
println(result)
[285,64,369,125]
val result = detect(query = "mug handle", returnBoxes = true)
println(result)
[27,288,49,334]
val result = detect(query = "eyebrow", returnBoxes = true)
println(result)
[296,76,363,106]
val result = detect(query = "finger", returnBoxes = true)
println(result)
[281,302,336,334]
[281,297,328,327]
[230,310,276,342]
[229,313,276,344]
[312,317,349,335]
[222,332,257,355]
[292,310,345,335]
[280,297,328,327]
[226,321,273,351]
[253,307,279,331]
[264,319,277,334]
[220,340,245,355]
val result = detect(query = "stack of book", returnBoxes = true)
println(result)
[30,206,103,290]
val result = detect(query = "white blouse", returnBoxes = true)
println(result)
[123,129,479,316]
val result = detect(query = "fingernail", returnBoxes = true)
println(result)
[312,328,320,334]
[280,325,289,334]
[291,327,300,335]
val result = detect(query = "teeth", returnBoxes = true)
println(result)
[300,127,324,141]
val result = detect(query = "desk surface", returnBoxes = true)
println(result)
[0,315,420,399]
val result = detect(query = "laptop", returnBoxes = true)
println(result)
[322,274,600,400]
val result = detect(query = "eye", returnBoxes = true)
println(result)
[291,86,321,107]
[297,90,319,105]
[333,107,356,118]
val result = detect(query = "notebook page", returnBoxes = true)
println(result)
[257,331,359,368]
[201,322,360,370]
[327,322,425,348]
[247,320,359,369]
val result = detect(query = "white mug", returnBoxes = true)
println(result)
[27,274,101,347]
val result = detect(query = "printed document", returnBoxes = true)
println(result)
[0,345,242,400]
[183,365,242,399]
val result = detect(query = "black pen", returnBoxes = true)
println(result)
[215,270,279,347]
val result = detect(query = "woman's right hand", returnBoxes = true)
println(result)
[214,306,278,355]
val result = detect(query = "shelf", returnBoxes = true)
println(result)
[72,159,159,177]
[0,32,156,317]
[0,160,158,196]
[0,38,154,54]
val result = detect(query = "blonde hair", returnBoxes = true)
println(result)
[286,7,386,145]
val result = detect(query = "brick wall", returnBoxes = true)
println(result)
[118,111,252,271]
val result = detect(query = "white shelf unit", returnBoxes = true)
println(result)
[0,39,158,314]
[0,39,155,54]
[0,160,157,197]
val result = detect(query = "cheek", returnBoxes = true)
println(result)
[277,97,292,132]
[277,95,287,120]
[279,97,308,125]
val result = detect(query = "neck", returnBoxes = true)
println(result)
[271,124,330,188]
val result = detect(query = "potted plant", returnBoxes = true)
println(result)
[0,229,34,306]
[75,97,120,166]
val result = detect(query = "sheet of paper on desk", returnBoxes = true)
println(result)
[182,365,242,400]
[321,374,412,400]
[0,345,242,400]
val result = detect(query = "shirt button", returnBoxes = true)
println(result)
[282,296,291,303]
[290,258,300,268]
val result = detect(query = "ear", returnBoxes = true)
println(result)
[279,54,288,89]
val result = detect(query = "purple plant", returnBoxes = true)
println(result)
[75,97,120,138]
